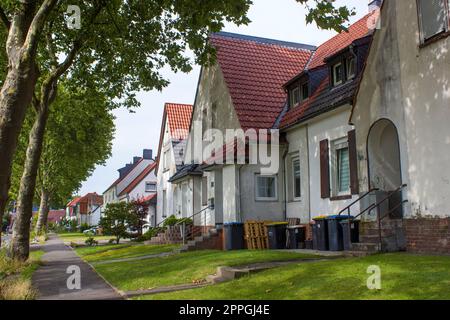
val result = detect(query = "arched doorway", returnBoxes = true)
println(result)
[367,119,403,218]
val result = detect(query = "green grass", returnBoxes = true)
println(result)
[57,232,116,243]
[90,250,318,291]
[75,243,180,262]
[0,249,44,300]
[135,253,450,300]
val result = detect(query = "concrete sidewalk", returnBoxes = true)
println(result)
[32,234,122,300]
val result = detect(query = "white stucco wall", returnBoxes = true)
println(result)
[156,117,177,224]
[308,106,360,217]
[127,169,157,201]
[396,0,450,217]
[284,125,310,222]
[351,0,450,218]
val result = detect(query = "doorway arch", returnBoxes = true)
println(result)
[367,118,403,218]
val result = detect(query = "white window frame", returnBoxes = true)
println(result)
[290,86,300,108]
[347,57,356,80]
[145,182,156,192]
[163,149,170,171]
[333,62,344,86]
[255,174,278,201]
[292,157,301,201]
[417,0,450,44]
[330,138,351,197]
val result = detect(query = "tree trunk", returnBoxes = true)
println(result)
[10,104,49,261]
[35,188,50,235]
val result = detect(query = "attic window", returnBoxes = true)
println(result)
[290,87,300,107]
[333,62,344,86]
[347,57,356,79]
[417,0,450,44]
[301,82,309,101]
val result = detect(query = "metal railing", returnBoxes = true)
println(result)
[175,205,214,245]
[338,188,379,217]
[337,184,408,252]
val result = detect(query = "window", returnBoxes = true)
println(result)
[417,0,449,43]
[301,82,309,101]
[292,158,301,200]
[163,150,169,171]
[255,174,278,201]
[290,87,300,107]
[145,182,156,192]
[333,62,344,86]
[331,138,350,195]
[347,57,356,79]
[202,176,208,206]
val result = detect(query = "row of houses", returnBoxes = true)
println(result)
[153,0,450,254]
[66,0,450,254]
[66,149,158,226]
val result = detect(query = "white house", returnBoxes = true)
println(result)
[103,149,154,206]
[350,0,450,253]
[279,13,373,222]
[155,103,193,224]
[175,32,316,227]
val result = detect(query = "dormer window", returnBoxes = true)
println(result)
[333,62,344,86]
[289,80,309,108]
[347,57,356,79]
[301,82,309,101]
[290,87,300,107]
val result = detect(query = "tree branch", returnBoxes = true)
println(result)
[23,0,59,58]
[0,6,10,30]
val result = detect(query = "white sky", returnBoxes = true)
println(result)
[79,0,370,195]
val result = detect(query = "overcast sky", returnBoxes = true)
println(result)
[79,0,370,196]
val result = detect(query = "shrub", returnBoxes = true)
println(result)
[162,215,178,227]
[85,237,98,246]
[78,223,90,233]
[134,227,164,242]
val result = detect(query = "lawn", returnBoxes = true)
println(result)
[136,253,450,300]
[57,232,117,243]
[0,249,44,300]
[90,250,318,291]
[75,243,180,263]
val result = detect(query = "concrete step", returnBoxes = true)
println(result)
[351,242,380,252]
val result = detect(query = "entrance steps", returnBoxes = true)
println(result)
[174,228,221,253]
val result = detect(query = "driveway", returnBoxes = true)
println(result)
[32,234,122,300]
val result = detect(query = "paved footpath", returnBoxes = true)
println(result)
[32,234,122,300]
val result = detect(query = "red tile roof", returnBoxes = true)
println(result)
[209,32,314,130]
[155,103,193,173]
[166,103,193,140]
[47,210,66,223]
[137,193,157,204]
[119,162,157,196]
[279,14,373,129]
[66,197,81,207]
[307,14,371,69]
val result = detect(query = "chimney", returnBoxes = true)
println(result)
[143,149,153,160]
[133,156,141,164]
[369,0,382,12]
[118,163,133,178]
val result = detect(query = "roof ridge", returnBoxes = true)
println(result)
[212,31,316,51]
[165,102,193,107]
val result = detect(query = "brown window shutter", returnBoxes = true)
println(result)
[348,129,359,195]
[320,139,330,199]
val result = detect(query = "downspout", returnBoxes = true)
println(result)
[306,123,312,222]
[282,146,289,221]
[237,165,243,223]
